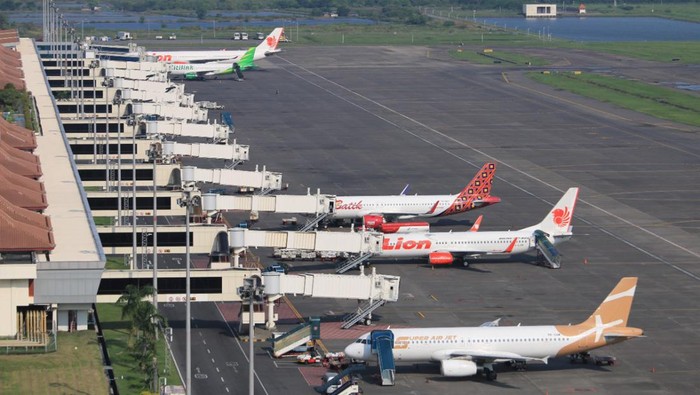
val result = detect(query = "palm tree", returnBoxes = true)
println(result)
[117,284,155,320]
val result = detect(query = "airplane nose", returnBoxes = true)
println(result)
[344,343,363,359]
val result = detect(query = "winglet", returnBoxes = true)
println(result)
[399,184,410,196]
[439,162,499,216]
[469,215,483,232]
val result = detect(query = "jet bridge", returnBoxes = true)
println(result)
[155,140,249,166]
[181,165,283,195]
[262,267,400,330]
[112,78,186,97]
[101,59,169,75]
[104,66,168,82]
[143,119,231,142]
[201,189,335,221]
[229,228,383,263]
[132,101,208,122]
[120,87,195,106]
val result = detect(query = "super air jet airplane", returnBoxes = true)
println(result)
[332,163,500,231]
[345,277,644,381]
[377,187,579,266]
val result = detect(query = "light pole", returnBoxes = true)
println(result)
[178,186,198,395]
[238,276,263,395]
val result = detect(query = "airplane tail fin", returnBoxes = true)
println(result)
[254,27,284,59]
[440,162,499,216]
[522,187,579,237]
[580,277,638,329]
[469,215,483,232]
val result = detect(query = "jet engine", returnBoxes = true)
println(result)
[440,360,478,377]
[362,215,384,229]
[429,251,454,265]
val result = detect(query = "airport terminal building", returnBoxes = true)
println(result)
[0,32,105,341]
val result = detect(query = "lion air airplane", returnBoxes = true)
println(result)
[377,187,579,266]
[345,277,643,381]
[332,163,500,231]
[147,27,283,64]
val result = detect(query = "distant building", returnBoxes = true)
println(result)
[523,4,557,17]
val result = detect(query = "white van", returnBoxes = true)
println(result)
[241,32,248,40]
[233,32,241,40]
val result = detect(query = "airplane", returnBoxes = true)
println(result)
[148,27,284,64]
[344,277,644,381]
[377,187,579,266]
[167,47,254,80]
[332,163,500,230]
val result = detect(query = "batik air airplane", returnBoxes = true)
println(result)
[378,187,578,266]
[332,163,500,232]
[345,277,643,381]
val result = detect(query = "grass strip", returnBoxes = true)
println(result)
[0,331,108,395]
[528,71,700,127]
[97,303,182,394]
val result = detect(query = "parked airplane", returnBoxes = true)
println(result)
[148,27,283,64]
[377,187,579,266]
[168,48,254,80]
[332,163,500,230]
[345,277,643,381]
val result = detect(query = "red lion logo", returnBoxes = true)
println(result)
[266,36,278,48]
[552,206,571,228]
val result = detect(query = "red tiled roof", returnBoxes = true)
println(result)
[0,138,39,165]
[0,139,42,178]
[0,29,19,45]
[0,194,52,230]
[0,46,21,66]
[0,118,37,150]
[0,214,55,252]
[0,162,47,210]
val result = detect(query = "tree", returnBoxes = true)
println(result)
[196,4,208,19]
[117,284,155,321]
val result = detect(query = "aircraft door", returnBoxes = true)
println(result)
[329,200,335,214]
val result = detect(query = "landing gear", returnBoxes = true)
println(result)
[483,367,497,381]
[510,361,527,371]
[569,352,591,364]
[462,258,470,267]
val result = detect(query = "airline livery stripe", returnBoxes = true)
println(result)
[603,286,636,303]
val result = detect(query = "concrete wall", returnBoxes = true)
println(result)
[0,279,32,336]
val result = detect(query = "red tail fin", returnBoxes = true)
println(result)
[469,215,483,232]
[439,163,499,216]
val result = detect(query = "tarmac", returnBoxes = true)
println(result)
[163,44,700,394]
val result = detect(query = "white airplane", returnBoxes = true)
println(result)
[345,277,643,381]
[167,48,254,80]
[378,187,579,266]
[148,27,284,64]
[332,163,500,230]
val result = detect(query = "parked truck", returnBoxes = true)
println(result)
[116,31,132,40]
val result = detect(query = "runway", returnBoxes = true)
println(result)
[166,44,700,394]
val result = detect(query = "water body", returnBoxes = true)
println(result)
[479,17,700,42]
[8,10,375,31]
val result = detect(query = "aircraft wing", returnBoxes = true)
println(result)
[448,349,544,362]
